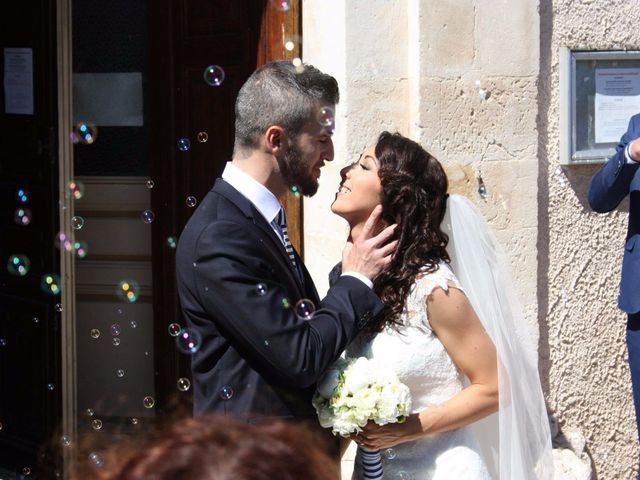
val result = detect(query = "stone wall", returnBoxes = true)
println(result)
[543,1,640,478]
[303,0,640,478]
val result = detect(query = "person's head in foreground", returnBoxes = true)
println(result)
[72,416,337,480]
[331,131,449,332]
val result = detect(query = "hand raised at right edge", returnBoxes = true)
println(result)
[341,205,398,282]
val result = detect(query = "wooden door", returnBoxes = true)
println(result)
[149,0,301,413]
[0,0,61,476]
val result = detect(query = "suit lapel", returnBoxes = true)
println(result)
[212,179,306,297]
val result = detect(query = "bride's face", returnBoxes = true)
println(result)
[331,145,383,226]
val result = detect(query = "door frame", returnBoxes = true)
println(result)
[55,0,77,476]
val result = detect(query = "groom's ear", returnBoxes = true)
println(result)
[265,126,286,154]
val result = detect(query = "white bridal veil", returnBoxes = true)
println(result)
[442,194,554,479]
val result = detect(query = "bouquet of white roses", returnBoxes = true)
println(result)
[313,357,412,479]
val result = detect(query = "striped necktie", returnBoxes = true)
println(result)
[276,208,297,269]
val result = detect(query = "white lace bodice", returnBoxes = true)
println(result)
[348,262,492,479]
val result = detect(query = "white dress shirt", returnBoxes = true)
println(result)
[220,162,373,289]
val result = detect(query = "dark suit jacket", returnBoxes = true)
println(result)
[588,113,640,314]
[176,178,384,426]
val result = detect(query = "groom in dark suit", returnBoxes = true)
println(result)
[589,112,640,453]
[176,61,395,435]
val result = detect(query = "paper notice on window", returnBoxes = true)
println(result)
[3,48,34,115]
[595,68,640,144]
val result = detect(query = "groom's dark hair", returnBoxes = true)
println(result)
[233,60,339,153]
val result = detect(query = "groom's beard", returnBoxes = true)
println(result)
[277,142,319,197]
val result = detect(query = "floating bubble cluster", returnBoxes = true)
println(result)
[14,207,32,226]
[203,65,225,87]
[7,255,30,277]
[477,176,488,200]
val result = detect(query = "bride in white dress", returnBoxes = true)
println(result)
[330,132,553,479]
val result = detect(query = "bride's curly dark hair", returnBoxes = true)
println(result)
[368,131,450,334]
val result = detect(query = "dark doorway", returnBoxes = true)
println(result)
[0,0,61,477]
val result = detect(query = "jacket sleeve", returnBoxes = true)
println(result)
[588,114,640,213]
[190,220,384,388]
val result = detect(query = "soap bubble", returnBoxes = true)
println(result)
[177,377,191,391]
[317,106,335,131]
[167,237,177,249]
[197,131,209,143]
[112,338,121,346]
[186,196,197,208]
[89,452,104,468]
[41,274,61,295]
[177,137,191,152]
[272,0,291,11]
[7,255,30,276]
[220,386,234,400]
[203,65,225,87]
[74,122,98,144]
[90,329,100,339]
[73,241,88,259]
[14,207,32,226]
[55,303,63,312]
[143,396,155,408]
[61,436,72,447]
[175,328,202,354]
[256,283,268,296]
[291,185,300,198]
[117,280,140,303]
[168,323,182,336]
[146,180,154,189]
[68,181,85,200]
[116,369,125,378]
[141,210,155,224]
[91,419,103,430]
[295,299,316,320]
[56,232,74,252]
[71,216,85,230]
[16,188,29,204]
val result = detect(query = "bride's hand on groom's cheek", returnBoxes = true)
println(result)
[351,414,423,450]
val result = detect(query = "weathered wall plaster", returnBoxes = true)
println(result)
[543,1,640,478]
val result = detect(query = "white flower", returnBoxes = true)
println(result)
[312,356,412,436]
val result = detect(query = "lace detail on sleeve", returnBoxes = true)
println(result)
[402,262,462,332]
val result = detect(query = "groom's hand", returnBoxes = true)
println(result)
[342,205,397,281]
